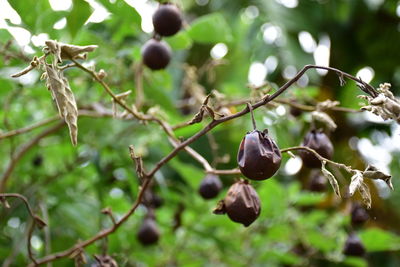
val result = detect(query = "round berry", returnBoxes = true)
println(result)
[198,174,223,199]
[137,218,160,246]
[141,39,172,70]
[152,4,182,37]
[237,130,281,180]
[299,129,333,168]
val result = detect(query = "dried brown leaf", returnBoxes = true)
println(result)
[321,161,341,197]
[45,63,78,146]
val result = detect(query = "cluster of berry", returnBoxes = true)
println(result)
[141,3,183,70]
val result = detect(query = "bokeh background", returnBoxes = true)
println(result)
[0,0,400,266]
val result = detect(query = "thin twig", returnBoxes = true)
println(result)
[30,176,152,266]
[27,220,38,265]
[0,121,64,193]
[30,64,375,265]
[0,193,44,223]
[280,146,354,173]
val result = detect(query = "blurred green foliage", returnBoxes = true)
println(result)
[0,0,400,266]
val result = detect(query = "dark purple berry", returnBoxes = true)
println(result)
[308,171,327,192]
[351,203,369,226]
[299,129,333,168]
[198,174,223,199]
[343,233,366,257]
[152,4,182,37]
[290,106,303,117]
[237,130,281,180]
[141,39,171,70]
[214,180,261,227]
[32,155,43,167]
[136,218,160,246]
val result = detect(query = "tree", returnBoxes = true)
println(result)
[0,0,400,266]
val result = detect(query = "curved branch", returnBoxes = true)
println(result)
[0,121,64,193]
[31,64,375,265]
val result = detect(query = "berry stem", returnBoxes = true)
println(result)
[247,103,257,130]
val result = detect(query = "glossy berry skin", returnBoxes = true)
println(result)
[152,4,182,37]
[308,171,327,192]
[299,129,333,168]
[141,39,172,70]
[351,203,369,226]
[237,130,281,180]
[343,233,366,257]
[136,218,160,246]
[198,174,223,199]
[224,180,261,227]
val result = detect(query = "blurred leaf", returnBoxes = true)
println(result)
[359,228,400,252]
[97,0,142,41]
[343,257,368,267]
[8,1,66,34]
[67,0,92,38]
[188,13,233,44]
[165,31,193,50]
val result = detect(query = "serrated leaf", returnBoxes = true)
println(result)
[187,13,233,44]
[349,171,363,196]
[321,162,341,197]
[67,0,92,38]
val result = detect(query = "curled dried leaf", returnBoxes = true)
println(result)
[359,182,372,209]
[349,171,363,196]
[362,165,393,190]
[321,161,341,197]
[360,83,400,124]
[311,111,337,131]
[45,63,78,146]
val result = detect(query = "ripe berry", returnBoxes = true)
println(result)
[343,233,366,257]
[141,39,171,70]
[351,203,369,226]
[143,191,164,209]
[289,106,303,117]
[136,217,160,246]
[214,180,261,227]
[299,129,333,168]
[198,174,223,199]
[308,171,327,192]
[32,155,43,167]
[237,129,281,180]
[152,4,182,37]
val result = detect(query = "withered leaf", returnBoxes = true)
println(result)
[321,162,341,197]
[45,62,78,146]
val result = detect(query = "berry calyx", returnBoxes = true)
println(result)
[152,3,183,37]
[141,39,172,70]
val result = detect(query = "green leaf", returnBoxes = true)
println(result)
[359,228,400,252]
[8,1,66,34]
[165,31,193,50]
[97,0,142,41]
[187,13,233,44]
[67,0,92,38]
